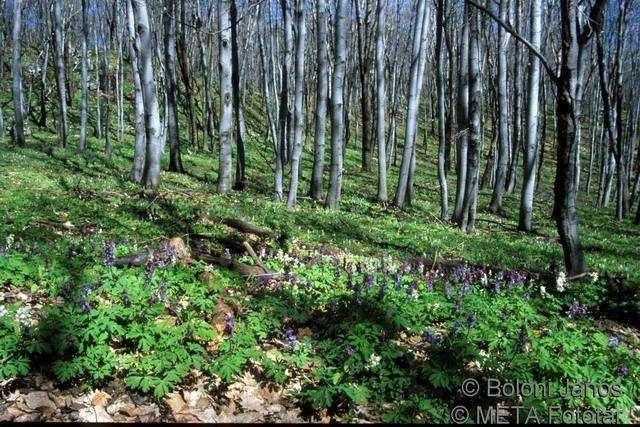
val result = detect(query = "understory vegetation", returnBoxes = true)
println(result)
[1,126,639,422]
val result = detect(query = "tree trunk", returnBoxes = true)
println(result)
[375,0,388,202]
[436,0,448,220]
[553,0,586,276]
[506,0,522,194]
[78,0,89,152]
[127,0,146,184]
[517,0,542,231]
[354,0,373,172]
[217,0,234,194]
[325,0,349,210]
[460,5,481,233]
[453,4,470,222]
[131,0,163,189]
[52,0,68,148]
[231,0,246,190]
[488,0,510,216]
[286,0,306,209]
[11,0,25,146]
[177,0,197,150]
[164,0,183,173]
[309,0,329,201]
[394,0,430,209]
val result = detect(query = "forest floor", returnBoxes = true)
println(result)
[0,123,639,422]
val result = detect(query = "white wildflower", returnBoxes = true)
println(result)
[480,273,488,287]
[539,285,548,298]
[590,272,599,283]
[0,305,7,318]
[6,234,15,250]
[365,353,381,370]
[203,264,215,273]
[556,271,566,293]
[16,306,32,327]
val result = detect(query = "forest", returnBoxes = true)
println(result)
[0,0,639,423]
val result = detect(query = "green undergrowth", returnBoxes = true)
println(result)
[0,90,639,421]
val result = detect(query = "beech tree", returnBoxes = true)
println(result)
[11,0,25,147]
[326,0,349,210]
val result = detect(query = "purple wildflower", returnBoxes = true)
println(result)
[283,328,298,348]
[617,364,629,377]
[466,313,476,329]
[364,273,375,292]
[425,273,435,291]
[103,241,116,267]
[344,346,355,357]
[394,271,403,291]
[378,278,388,300]
[452,321,462,335]
[224,313,235,334]
[444,283,453,299]
[145,261,155,280]
[523,292,530,301]
[422,329,441,344]
[81,284,92,295]
[79,300,91,312]
[401,260,412,275]
[407,278,418,297]
[565,299,589,318]
[608,336,620,347]
[518,328,527,352]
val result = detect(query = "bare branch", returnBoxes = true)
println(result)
[465,0,558,82]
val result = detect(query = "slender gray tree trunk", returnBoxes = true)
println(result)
[460,5,481,233]
[164,0,183,173]
[79,0,89,152]
[488,0,510,216]
[93,31,102,139]
[217,0,234,194]
[506,0,522,193]
[436,0,448,220]
[231,0,246,189]
[325,0,349,210]
[453,5,470,222]
[518,0,542,232]
[127,0,146,183]
[52,0,68,148]
[375,0,388,202]
[394,0,429,209]
[310,0,329,201]
[286,0,306,209]
[11,0,25,146]
[131,0,163,189]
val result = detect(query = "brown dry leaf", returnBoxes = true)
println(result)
[25,391,56,413]
[211,299,235,334]
[154,315,178,326]
[206,339,220,352]
[78,406,114,422]
[106,396,137,417]
[15,413,41,422]
[168,237,191,262]
[239,390,267,415]
[90,390,111,407]
[182,389,211,410]
[165,392,188,415]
